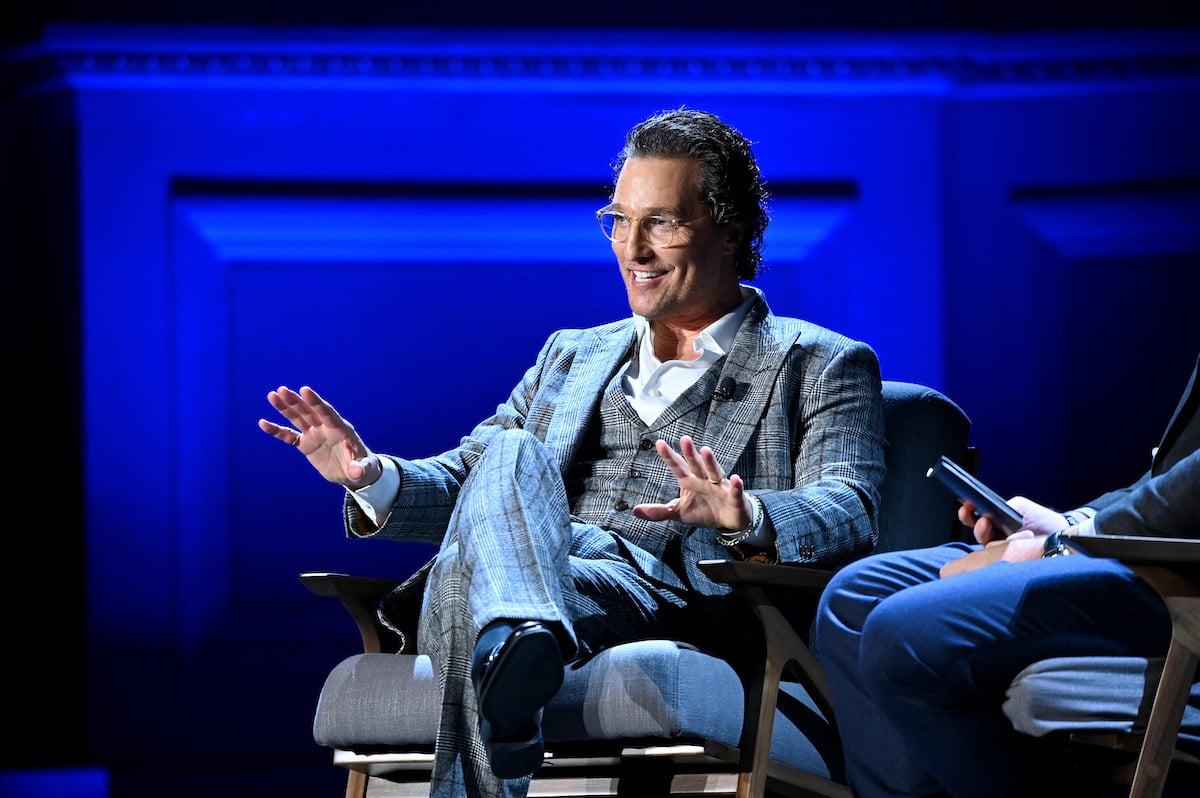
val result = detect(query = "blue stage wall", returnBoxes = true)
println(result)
[2,23,1199,797]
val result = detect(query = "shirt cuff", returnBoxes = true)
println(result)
[349,456,400,528]
[738,494,777,549]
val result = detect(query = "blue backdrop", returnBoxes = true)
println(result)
[2,21,1199,798]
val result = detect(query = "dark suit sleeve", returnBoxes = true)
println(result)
[1091,450,1200,538]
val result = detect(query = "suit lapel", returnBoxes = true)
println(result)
[1153,353,1200,473]
[703,299,802,467]
[538,298,801,474]
[543,323,637,471]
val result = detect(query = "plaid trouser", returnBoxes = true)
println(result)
[418,428,706,798]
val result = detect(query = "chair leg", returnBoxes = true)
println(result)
[1130,595,1200,798]
[345,769,368,798]
[736,645,783,798]
[735,586,836,798]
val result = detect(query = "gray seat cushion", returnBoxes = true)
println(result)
[314,651,442,747]
[314,638,840,778]
[1003,655,1200,749]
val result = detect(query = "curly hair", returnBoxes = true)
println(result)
[611,108,770,281]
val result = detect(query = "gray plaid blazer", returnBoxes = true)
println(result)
[348,294,886,603]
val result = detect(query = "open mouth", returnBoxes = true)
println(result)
[632,270,668,282]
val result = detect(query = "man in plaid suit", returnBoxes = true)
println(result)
[260,108,886,798]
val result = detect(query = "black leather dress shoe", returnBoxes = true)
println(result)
[471,620,563,779]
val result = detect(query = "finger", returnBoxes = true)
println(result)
[258,418,284,437]
[258,418,303,447]
[266,389,293,416]
[342,438,371,468]
[285,385,340,433]
[654,439,691,479]
[973,515,995,545]
[300,385,349,429]
[677,435,700,462]
[271,386,314,431]
[630,500,678,521]
[698,446,725,484]
[675,436,710,481]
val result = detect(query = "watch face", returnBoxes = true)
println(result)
[1042,532,1069,558]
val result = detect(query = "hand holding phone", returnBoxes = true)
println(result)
[926,456,1025,538]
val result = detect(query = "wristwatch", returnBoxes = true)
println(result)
[1041,530,1072,559]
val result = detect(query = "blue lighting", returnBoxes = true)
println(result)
[0,770,109,798]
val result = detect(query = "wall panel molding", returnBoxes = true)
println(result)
[1014,183,1200,259]
[9,26,1200,91]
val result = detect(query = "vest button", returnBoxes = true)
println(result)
[638,439,654,451]
[615,500,629,511]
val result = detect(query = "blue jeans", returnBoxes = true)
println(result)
[812,542,1172,798]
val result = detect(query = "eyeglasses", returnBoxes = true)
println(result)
[595,207,704,248]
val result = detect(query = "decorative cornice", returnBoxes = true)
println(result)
[50,50,965,82]
[6,27,1200,90]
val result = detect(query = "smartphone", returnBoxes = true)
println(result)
[926,455,1025,538]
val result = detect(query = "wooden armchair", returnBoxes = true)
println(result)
[298,380,975,798]
[1003,535,1200,797]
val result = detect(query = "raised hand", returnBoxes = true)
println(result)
[258,385,382,489]
[631,435,753,531]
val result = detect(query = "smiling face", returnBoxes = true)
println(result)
[609,156,744,335]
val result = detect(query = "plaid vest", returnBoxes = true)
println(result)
[565,362,724,557]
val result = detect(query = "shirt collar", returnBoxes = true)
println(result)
[632,284,760,358]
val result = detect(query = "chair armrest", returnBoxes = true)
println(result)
[1061,536,1200,793]
[698,559,840,786]
[699,559,836,714]
[299,572,403,654]
[1085,546,1200,700]
[1062,535,1200,605]
[698,558,835,592]
[1064,535,1200,567]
